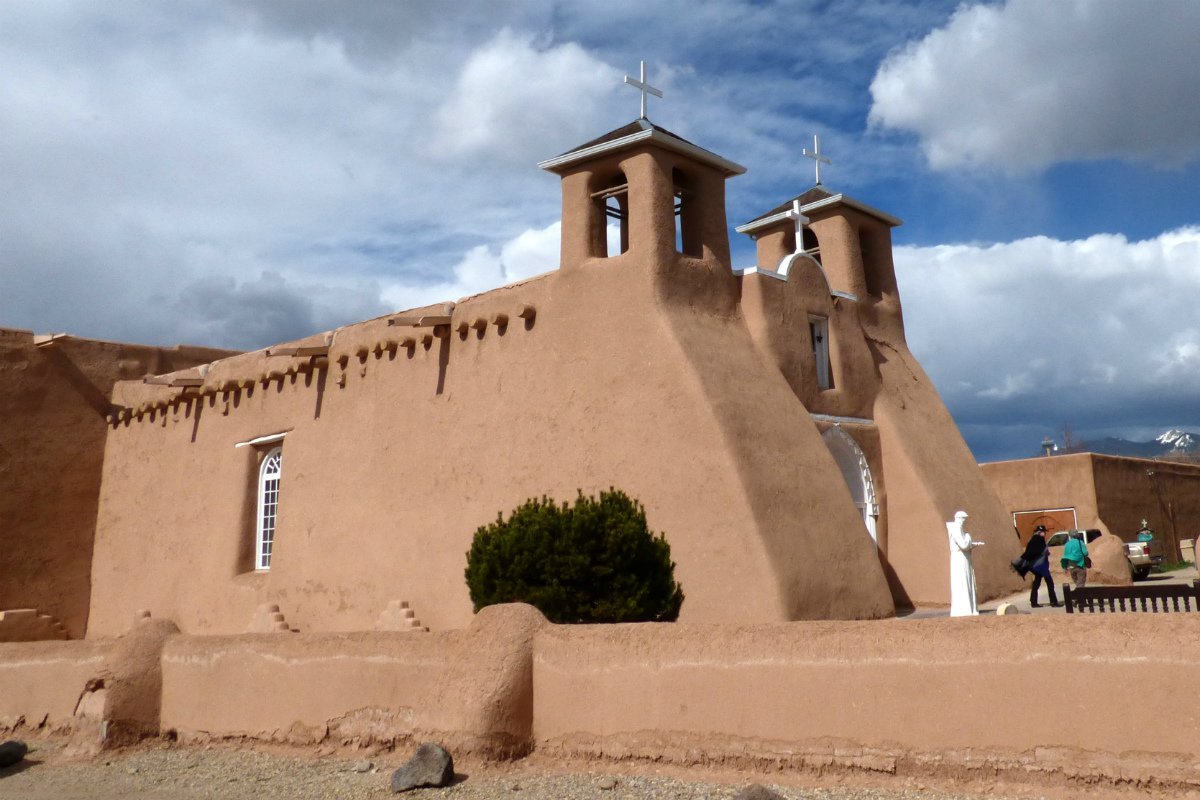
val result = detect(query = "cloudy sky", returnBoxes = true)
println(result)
[3,1,1199,461]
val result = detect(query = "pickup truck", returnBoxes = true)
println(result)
[1125,537,1165,581]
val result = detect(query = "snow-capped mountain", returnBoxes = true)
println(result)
[1038,429,1200,458]
[1156,429,1195,452]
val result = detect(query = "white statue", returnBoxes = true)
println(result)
[946,510,984,617]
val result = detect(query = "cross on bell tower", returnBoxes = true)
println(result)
[802,133,832,185]
[623,60,663,120]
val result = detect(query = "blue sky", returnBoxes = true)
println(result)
[2,1,1199,461]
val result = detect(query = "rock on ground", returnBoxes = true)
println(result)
[0,740,27,768]
[390,741,454,792]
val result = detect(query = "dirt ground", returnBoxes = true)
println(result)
[4,735,1196,800]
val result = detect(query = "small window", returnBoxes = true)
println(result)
[255,446,282,570]
[810,316,832,390]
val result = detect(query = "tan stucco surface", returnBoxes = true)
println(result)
[0,328,235,638]
[0,639,112,727]
[160,603,542,755]
[532,613,1200,776]
[5,605,1197,790]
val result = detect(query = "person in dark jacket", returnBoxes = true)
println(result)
[1021,526,1059,607]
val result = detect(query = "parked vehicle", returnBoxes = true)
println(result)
[1125,538,1165,580]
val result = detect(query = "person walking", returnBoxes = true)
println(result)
[1021,525,1059,607]
[1061,530,1089,590]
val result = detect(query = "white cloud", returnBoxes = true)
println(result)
[379,220,562,310]
[431,30,621,165]
[896,226,1200,451]
[378,221,626,312]
[0,6,617,350]
[868,0,1200,171]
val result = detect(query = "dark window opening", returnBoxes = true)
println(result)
[590,172,629,258]
[672,168,701,257]
[810,316,833,390]
[859,226,889,297]
[802,227,822,265]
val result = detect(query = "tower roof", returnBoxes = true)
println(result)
[538,119,746,177]
[735,186,902,234]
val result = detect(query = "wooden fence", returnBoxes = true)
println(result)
[1063,580,1200,613]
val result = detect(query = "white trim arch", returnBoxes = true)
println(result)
[821,426,878,547]
[255,446,282,570]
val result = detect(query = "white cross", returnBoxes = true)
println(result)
[624,60,663,120]
[802,133,832,185]
[785,199,810,254]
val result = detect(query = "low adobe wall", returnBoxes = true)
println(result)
[0,620,179,744]
[4,605,1198,791]
[159,604,541,756]
[533,615,1200,788]
[0,639,112,730]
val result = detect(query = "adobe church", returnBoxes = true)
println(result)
[6,107,1023,639]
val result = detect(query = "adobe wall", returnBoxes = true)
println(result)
[4,605,1198,791]
[90,225,894,637]
[0,328,235,639]
[1091,455,1200,562]
[160,603,542,755]
[738,205,1022,608]
[745,205,1019,607]
[0,639,112,730]
[982,453,1200,562]
[532,614,1200,787]
[980,453,1104,533]
[868,343,1024,607]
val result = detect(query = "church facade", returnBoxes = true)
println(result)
[67,119,1022,636]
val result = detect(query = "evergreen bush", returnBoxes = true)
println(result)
[464,489,684,623]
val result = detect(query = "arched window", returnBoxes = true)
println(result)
[255,447,282,570]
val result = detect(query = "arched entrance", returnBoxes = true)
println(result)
[821,427,878,546]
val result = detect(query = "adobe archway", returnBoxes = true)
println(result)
[821,426,878,546]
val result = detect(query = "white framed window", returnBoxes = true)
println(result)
[809,316,832,390]
[255,446,282,570]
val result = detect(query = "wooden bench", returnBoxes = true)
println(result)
[1063,580,1200,613]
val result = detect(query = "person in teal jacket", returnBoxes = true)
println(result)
[1061,531,1089,589]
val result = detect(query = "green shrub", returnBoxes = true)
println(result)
[464,489,684,623]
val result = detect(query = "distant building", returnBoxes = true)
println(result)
[982,451,1200,560]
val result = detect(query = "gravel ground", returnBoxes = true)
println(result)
[0,740,1050,800]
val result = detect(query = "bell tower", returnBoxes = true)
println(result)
[538,64,744,273]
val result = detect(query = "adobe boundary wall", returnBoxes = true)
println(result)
[2,605,1197,791]
[159,604,541,756]
[0,639,112,731]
